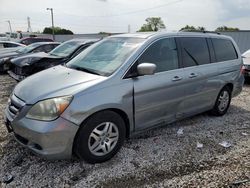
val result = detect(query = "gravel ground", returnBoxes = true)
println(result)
[0,74,249,188]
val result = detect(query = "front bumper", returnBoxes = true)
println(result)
[4,96,79,160]
[0,60,11,73]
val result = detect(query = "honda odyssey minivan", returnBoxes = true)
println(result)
[4,32,244,163]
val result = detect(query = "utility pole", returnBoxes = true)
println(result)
[6,20,12,36]
[46,8,55,40]
[128,24,131,33]
[27,17,32,33]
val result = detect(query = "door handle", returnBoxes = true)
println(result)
[172,76,182,81]
[189,73,198,78]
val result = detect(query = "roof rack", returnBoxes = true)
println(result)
[180,29,221,35]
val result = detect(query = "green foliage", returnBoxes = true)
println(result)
[43,27,74,35]
[180,25,206,32]
[215,26,239,32]
[138,17,166,32]
[98,32,111,35]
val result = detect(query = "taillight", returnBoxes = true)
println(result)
[240,65,246,74]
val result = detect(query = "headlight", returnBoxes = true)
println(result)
[0,57,9,64]
[26,96,73,121]
[20,58,33,65]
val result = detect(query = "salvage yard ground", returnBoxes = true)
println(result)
[0,75,249,187]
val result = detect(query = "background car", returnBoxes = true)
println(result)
[8,38,99,81]
[0,42,60,73]
[0,41,25,49]
[19,37,54,45]
[0,34,8,41]
[242,49,250,81]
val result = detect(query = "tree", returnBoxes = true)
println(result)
[138,17,166,32]
[180,25,206,32]
[43,27,74,35]
[215,26,239,32]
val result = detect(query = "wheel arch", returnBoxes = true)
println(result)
[223,83,234,94]
[72,108,130,158]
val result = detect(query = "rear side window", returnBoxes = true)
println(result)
[180,37,210,67]
[3,43,19,48]
[211,38,238,62]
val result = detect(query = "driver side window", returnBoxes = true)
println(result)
[137,38,179,73]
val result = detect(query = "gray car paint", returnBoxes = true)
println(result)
[4,32,244,159]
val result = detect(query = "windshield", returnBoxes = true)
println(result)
[66,37,144,76]
[16,43,41,53]
[49,41,82,57]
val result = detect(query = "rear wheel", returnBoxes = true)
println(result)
[210,86,232,116]
[74,111,126,163]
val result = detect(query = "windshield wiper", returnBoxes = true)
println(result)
[72,66,101,75]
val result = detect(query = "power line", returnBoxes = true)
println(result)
[57,0,184,18]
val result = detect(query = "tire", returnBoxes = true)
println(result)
[74,111,126,163]
[210,86,232,116]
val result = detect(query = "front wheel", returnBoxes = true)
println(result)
[210,86,232,116]
[74,111,126,163]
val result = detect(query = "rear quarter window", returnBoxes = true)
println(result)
[211,38,238,62]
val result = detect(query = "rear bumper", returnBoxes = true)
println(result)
[232,74,244,97]
[243,70,250,78]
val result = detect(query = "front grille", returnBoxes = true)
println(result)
[14,66,23,75]
[8,95,25,117]
[8,103,20,115]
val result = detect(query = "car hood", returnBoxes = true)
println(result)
[14,65,106,104]
[0,47,20,54]
[0,51,19,59]
[11,52,62,66]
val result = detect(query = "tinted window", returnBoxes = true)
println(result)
[3,43,19,48]
[71,45,89,58]
[43,44,56,53]
[180,37,210,67]
[137,38,179,73]
[212,38,238,62]
[32,45,45,52]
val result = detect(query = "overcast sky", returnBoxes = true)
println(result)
[1,0,250,34]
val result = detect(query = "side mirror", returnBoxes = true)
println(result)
[137,63,156,76]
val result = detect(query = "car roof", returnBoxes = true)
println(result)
[109,31,233,40]
[20,37,53,40]
[28,42,61,45]
[65,38,101,44]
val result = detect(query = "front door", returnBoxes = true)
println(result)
[132,37,187,130]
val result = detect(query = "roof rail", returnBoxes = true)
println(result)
[180,29,221,35]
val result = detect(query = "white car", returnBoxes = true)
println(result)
[0,41,25,53]
[0,41,25,49]
[242,49,250,80]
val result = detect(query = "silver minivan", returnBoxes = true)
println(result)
[4,32,244,163]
